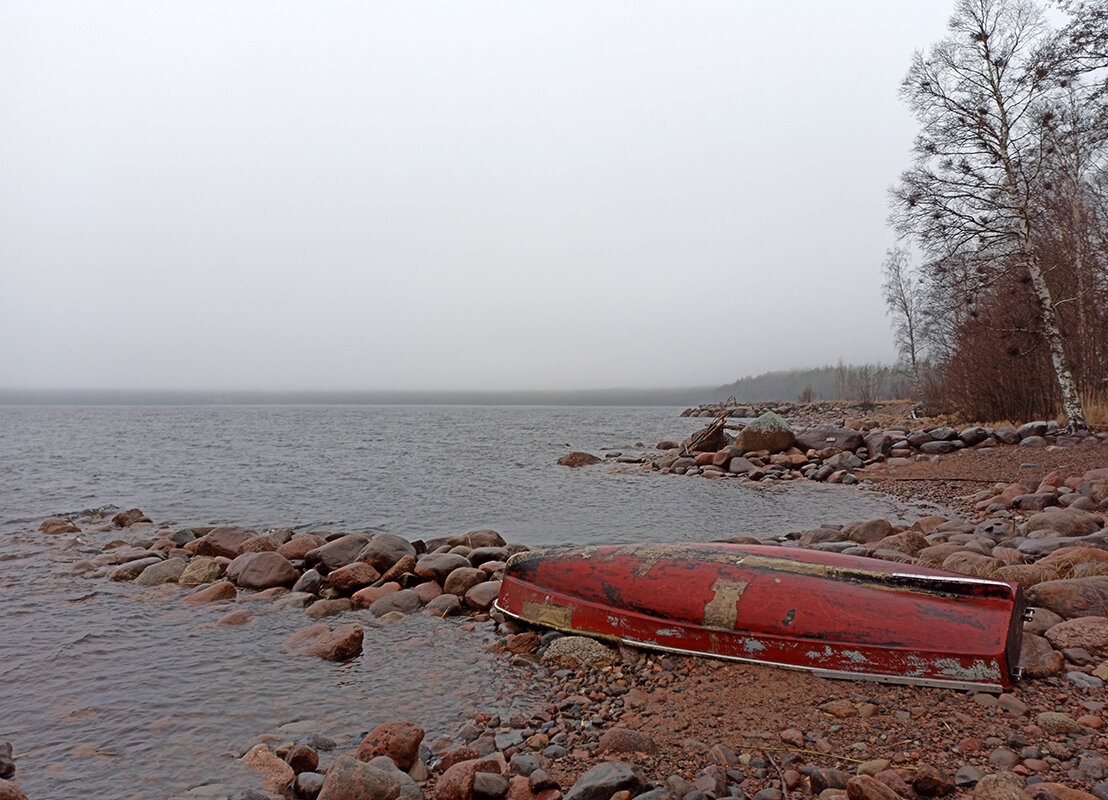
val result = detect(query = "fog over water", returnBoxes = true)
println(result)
[1,1,956,392]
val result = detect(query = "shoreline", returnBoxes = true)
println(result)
[4,410,1108,800]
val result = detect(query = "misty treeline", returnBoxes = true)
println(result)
[716,363,907,405]
[885,0,1108,427]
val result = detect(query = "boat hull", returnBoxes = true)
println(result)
[495,543,1024,692]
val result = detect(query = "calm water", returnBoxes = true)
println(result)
[0,405,939,799]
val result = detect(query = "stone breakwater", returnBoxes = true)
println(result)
[25,482,1108,800]
[634,415,1108,491]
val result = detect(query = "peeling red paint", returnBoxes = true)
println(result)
[495,543,1024,691]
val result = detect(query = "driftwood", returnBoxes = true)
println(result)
[681,402,744,456]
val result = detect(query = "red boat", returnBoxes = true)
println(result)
[495,543,1026,692]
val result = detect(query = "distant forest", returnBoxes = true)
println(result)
[714,364,903,405]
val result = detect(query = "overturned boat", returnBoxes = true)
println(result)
[495,543,1026,692]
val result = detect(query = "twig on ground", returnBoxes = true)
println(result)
[763,750,790,800]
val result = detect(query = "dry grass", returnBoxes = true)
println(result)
[1081,391,1108,428]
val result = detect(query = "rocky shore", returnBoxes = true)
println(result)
[6,406,1106,800]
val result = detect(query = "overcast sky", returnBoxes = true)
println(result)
[0,1,957,392]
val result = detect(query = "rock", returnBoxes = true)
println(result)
[243,743,295,794]
[597,728,657,754]
[913,765,956,797]
[558,452,602,467]
[178,556,225,585]
[820,699,858,718]
[357,534,418,574]
[368,589,422,617]
[305,534,371,572]
[994,564,1060,587]
[474,772,510,800]
[737,411,795,453]
[108,557,163,581]
[562,762,648,800]
[846,775,900,800]
[1037,711,1083,733]
[1028,577,1108,618]
[194,526,257,558]
[319,754,422,800]
[357,722,425,771]
[809,768,852,793]
[293,568,324,594]
[920,440,958,455]
[0,744,11,780]
[1027,784,1100,800]
[226,551,299,589]
[849,519,894,544]
[112,508,151,527]
[1045,616,1108,654]
[1038,546,1108,576]
[543,636,617,666]
[283,623,363,661]
[425,594,462,617]
[1021,508,1105,538]
[727,457,758,475]
[436,758,504,800]
[942,551,1003,577]
[960,426,991,446]
[327,562,383,592]
[416,553,473,582]
[464,581,501,611]
[873,531,929,557]
[797,426,864,453]
[467,547,509,567]
[134,557,188,586]
[0,780,27,800]
[449,530,507,549]
[352,582,400,609]
[278,533,327,561]
[305,598,352,619]
[39,517,80,534]
[239,534,278,553]
[297,772,325,799]
[182,580,237,604]
[444,567,487,597]
[1019,633,1064,677]
[972,772,1026,800]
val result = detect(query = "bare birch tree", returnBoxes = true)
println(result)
[881,247,927,406]
[891,0,1089,429]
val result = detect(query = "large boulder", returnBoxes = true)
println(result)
[1027,576,1108,619]
[226,551,299,590]
[736,412,795,454]
[796,426,864,453]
